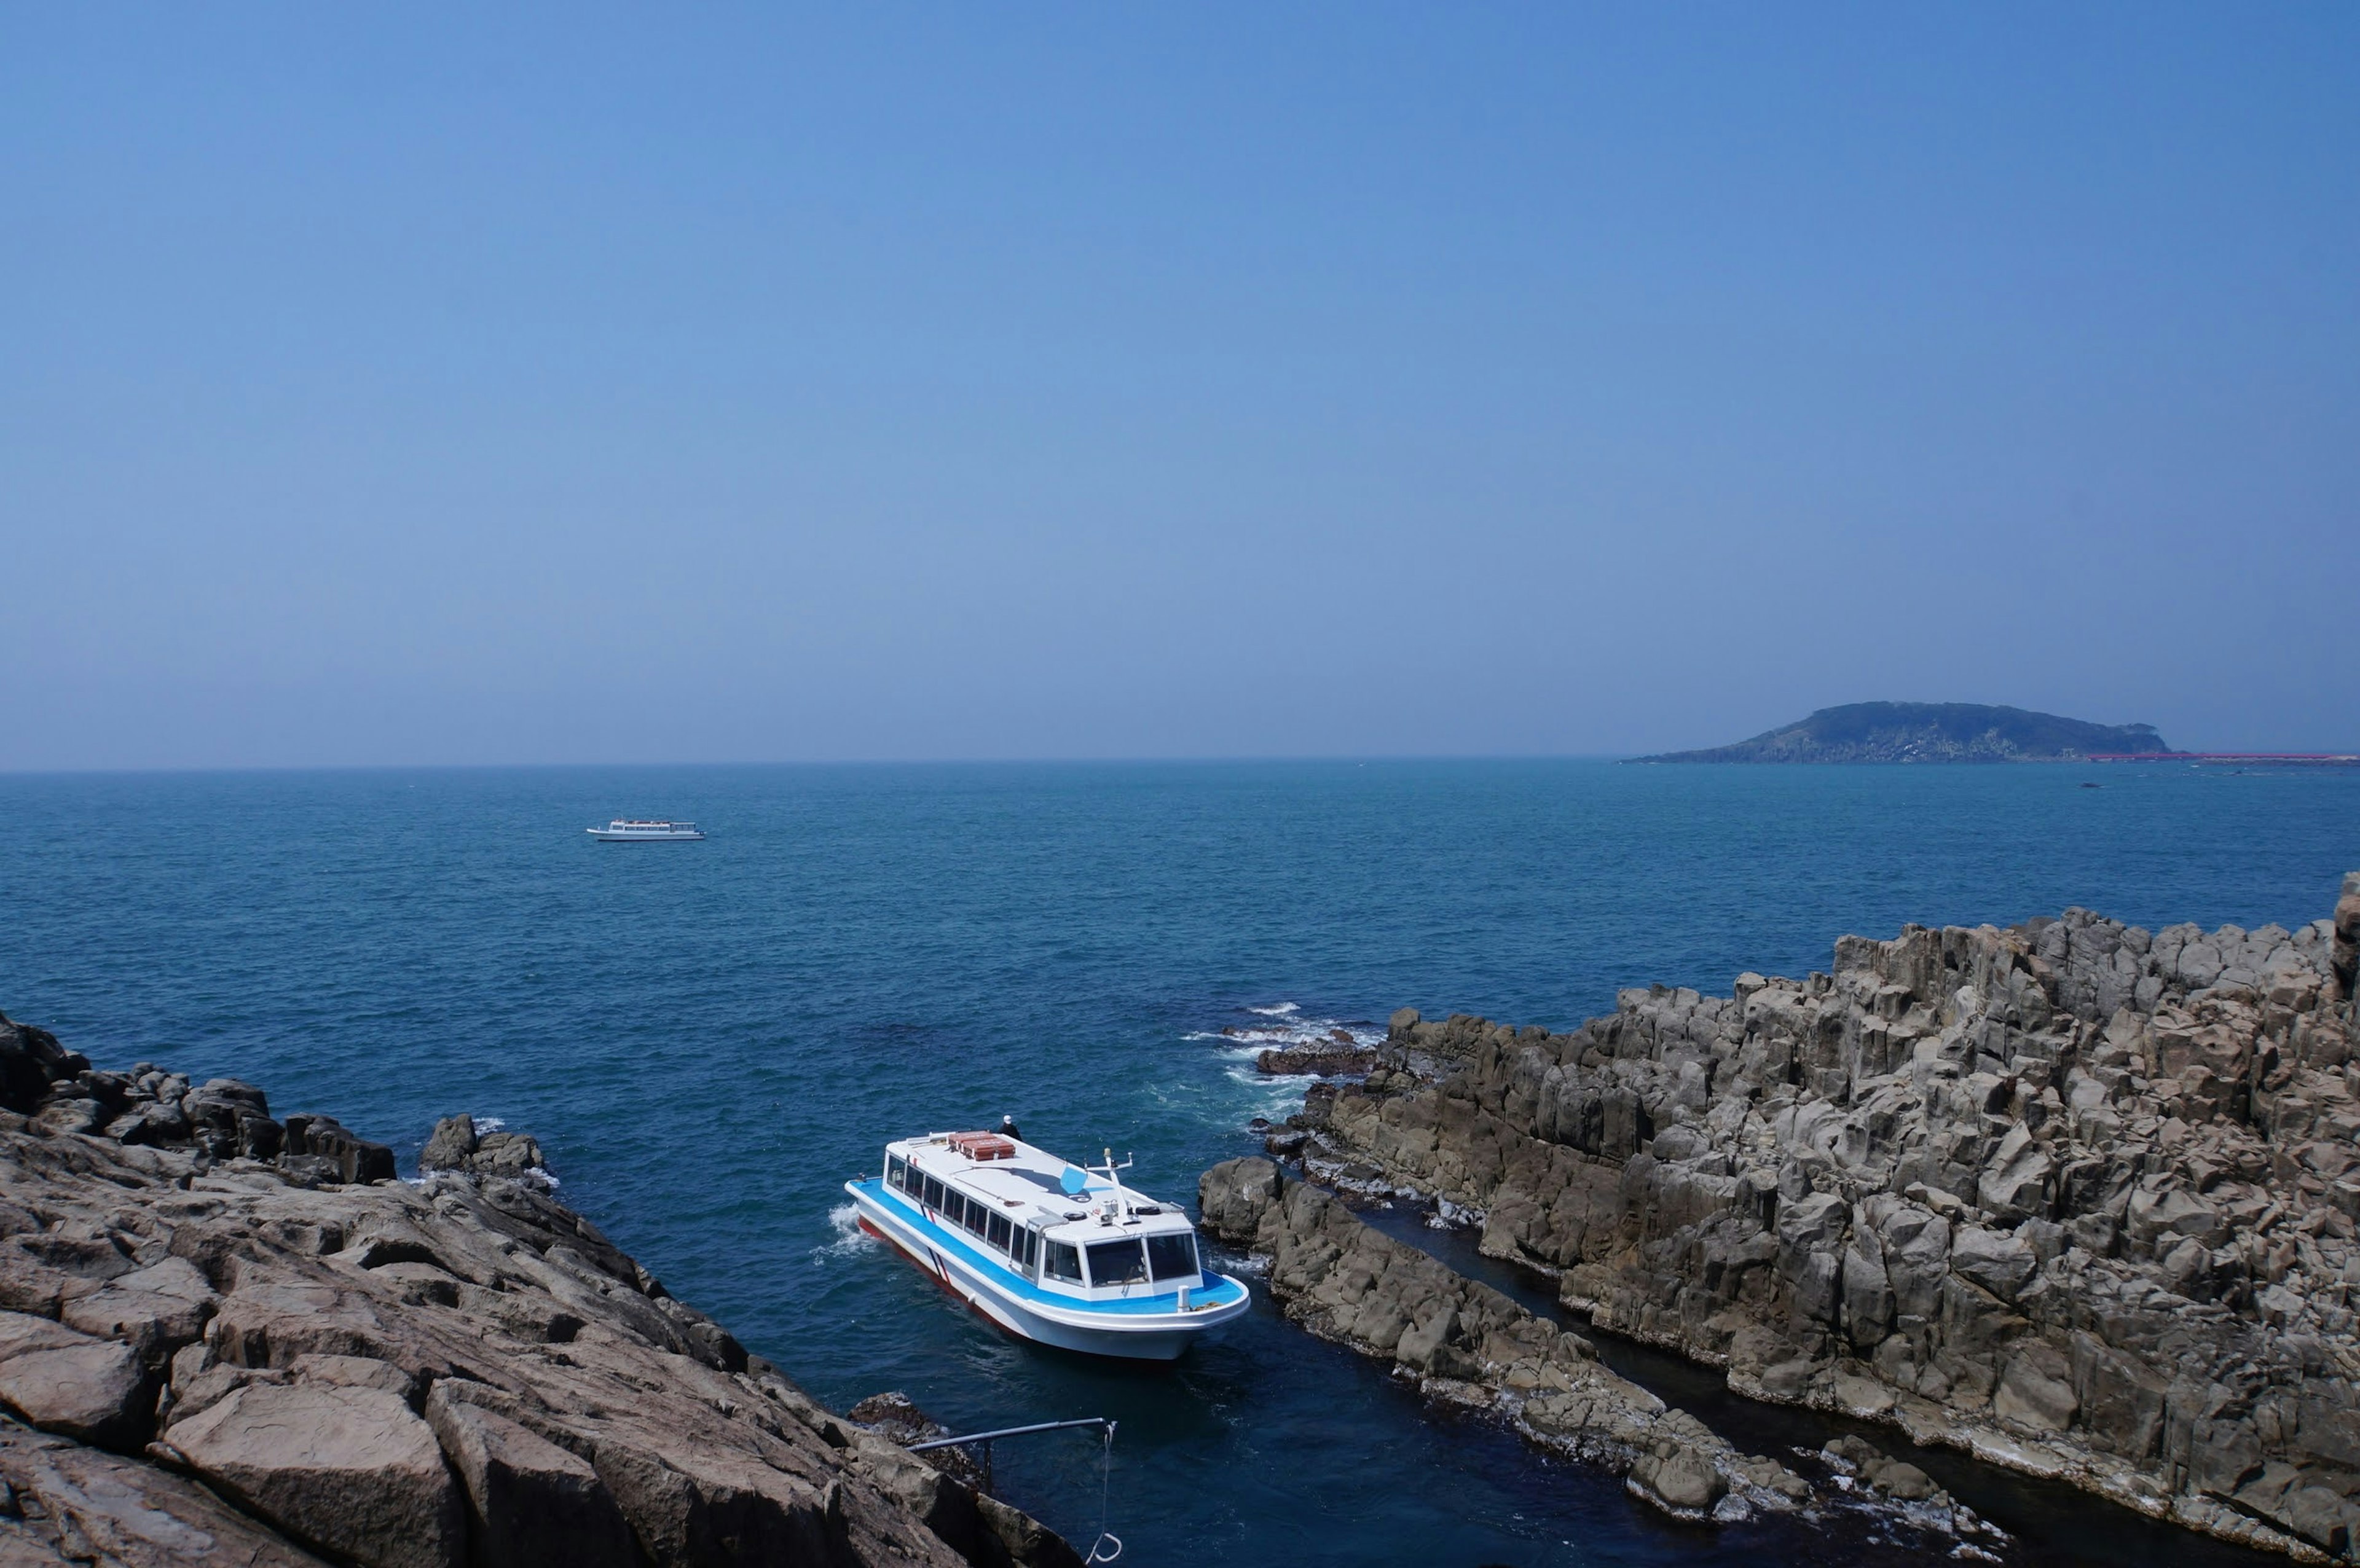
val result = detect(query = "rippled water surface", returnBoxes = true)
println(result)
[3,759,2355,1566]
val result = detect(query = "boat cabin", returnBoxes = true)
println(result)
[880,1132,1206,1299]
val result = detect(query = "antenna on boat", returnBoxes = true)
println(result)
[1095,1148,1135,1216]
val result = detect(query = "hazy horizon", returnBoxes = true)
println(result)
[7,6,2356,771]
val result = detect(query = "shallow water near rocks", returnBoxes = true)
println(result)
[2,759,2355,1566]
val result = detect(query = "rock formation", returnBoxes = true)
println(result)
[1631,701,2171,762]
[0,1011,1078,1568]
[1253,1045,1378,1078]
[1270,874,2360,1560]
[1198,1156,1815,1523]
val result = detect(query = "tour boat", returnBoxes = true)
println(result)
[846,1131,1250,1360]
[587,819,706,842]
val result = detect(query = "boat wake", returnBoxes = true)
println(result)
[811,1202,878,1264]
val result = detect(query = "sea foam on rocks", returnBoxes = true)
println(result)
[0,1010,1080,1568]
[1256,872,2360,1561]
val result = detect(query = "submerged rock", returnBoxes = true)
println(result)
[1254,1046,1379,1078]
[1281,872,2360,1561]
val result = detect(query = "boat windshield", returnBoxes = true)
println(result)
[1145,1233,1200,1282]
[1084,1238,1148,1287]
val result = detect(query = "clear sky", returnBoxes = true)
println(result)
[5,5,2355,768]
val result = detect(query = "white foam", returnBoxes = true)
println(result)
[1222,1065,1315,1121]
[811,1202,878,1264]
[1245,1002,1301,1017]
[474,1116,508,1133]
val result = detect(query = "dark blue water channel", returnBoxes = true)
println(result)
[2,759,2355,1566]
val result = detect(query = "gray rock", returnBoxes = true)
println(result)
[1197,1156,1284,1245]
[0,1311,151,1451]
[425,1383,639,1568]
[1948,1226,2037,1302]
[0,1415,332,1566]
[1198,1159,1799,1521]
[0,1038,1078,1568]
[1628,1443,1726,1515]
[419,1114,478,1172]
[164,1384,464,1568]
[1286,873,2360,1562]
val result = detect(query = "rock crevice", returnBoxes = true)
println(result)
[1197,1156,1815,1524]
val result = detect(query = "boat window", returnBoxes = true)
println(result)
[986,1213,1012,1252]
[922,1175,945,1210]
[1044,1241,1083,1283]
[887,1156,908,1191]
[946,1193,969,1230]
[961,1198,987,1237]
[1146,1233,1200,1282]
[1023,1229,1039,1269]
[1085,1239,1149,1287]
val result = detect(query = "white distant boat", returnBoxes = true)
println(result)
[587,818,705,842]
[848,1131,1249,1360]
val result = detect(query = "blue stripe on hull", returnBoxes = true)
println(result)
[847,1179,1248,1361]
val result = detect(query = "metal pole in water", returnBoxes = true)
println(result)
[902,1417,1121,1561]
[903,1416,1113,1451]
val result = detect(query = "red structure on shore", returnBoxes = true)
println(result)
[2087,752,2360,764]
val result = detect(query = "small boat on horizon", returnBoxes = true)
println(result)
[587,818,706,842]
[846,1129,1249,1360]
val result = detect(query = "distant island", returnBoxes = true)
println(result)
[1630,701,2171,763]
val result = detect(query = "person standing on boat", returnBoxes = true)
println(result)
[999,1115,1021,1142]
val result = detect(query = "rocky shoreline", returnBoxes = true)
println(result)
[1201,1156,1834,1526]
[1219,874,2360,1562]
[0,1010,1079,1568]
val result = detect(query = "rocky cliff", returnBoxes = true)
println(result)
[1632,702,2171,762]
[1272,874,2360,1560]
[0,1012,1077,1568]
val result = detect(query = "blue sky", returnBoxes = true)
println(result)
[4,5,2355,767]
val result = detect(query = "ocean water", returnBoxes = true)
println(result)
[2,759,2355,1567]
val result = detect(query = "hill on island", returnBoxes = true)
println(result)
[1630,702,2171,763]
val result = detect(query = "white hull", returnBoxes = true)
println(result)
[848,1180,1247,1361]
[588,830,704,841]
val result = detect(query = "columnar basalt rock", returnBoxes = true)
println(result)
[1197,1156,1814,1524]
[0,1009,1079,1568]
[1281,875,2360,1561]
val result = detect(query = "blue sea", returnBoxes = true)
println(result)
[4,760,2355,1567]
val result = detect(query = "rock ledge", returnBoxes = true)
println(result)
[1267,872,2360,1561]
[0,1010,1079,1568]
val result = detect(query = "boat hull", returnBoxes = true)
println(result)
[847,1180,1248,1361]
[587,831,704,842]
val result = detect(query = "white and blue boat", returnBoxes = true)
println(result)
[846,1130,1249,1360]
[588,818,704,842]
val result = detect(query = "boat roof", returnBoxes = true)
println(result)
[891,1132,1195,1239]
